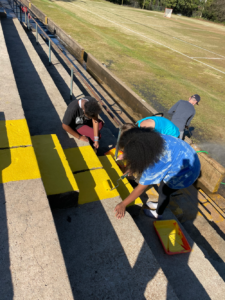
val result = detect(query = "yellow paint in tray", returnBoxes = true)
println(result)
[154,220,191,255]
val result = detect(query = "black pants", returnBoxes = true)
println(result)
[156,181,178,215]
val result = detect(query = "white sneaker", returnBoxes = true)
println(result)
[146,201,158,210]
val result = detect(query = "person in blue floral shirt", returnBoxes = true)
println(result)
[114,127,201,219]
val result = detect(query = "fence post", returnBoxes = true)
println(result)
[27,14,30,30]
[49,39,51,65]
[36,22,38,44]
[70,68,73,100]
[20,4,22,22]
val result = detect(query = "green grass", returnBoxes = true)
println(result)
[31,0,225,143]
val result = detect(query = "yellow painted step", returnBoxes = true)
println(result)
[99,155,142,205]
[32,134,78,195]
[0,119,32,148]
[0,147,40,183]
[64,145,103,172]
[74,168,119,205]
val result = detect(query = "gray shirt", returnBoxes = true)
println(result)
[168,100,195,131]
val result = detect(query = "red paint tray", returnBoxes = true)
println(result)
[153,219,191,255]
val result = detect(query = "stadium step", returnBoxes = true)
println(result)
[1,16,86,149]
[31,134,79,208]
[0,14,74,299]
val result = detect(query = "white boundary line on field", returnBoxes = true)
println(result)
[70,2,225,76]
[190,57,224,59]
[88,2,225,59]
[172,37,225,59]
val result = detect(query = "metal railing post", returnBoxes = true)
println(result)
[28,14,30,30]
[49,39,51,65]
[20,4,22,22]
[36,22,38,44]
[70,68,73,100]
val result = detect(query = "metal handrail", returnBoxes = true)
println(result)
[12,0,122,127]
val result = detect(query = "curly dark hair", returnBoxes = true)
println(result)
[84,98,102,119]
[119,127,165,174]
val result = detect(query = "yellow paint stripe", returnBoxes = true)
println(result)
[74,168,119,205]
[32,134,78,195]
[64,145,102,173]
[99,155,142,205]
[0,147,40,183]
[0,119,32,148]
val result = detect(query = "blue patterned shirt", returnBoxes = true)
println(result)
[139,135,201,189]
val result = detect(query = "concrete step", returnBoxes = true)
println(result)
[52,196,179,300]
[31,134,79,208]
[0,179,74,300]
[0,18,25,121]
[1,16,83,149]
[169,185,225,279]
[134,208,225,300]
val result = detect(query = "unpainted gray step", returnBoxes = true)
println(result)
[0,179,74,300]
[52,196,179,300]
[0,18,25,121]
[134,207,225,300]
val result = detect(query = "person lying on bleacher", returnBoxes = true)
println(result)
[62,96,103,149]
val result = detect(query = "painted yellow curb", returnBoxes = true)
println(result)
[99,155,142,205]
[74,168,119,205]
[64,145,102,173]
[0,147,41,183]
[0,119,32,148]
[32,134,78,195]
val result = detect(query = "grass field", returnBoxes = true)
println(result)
[31,0,225,144]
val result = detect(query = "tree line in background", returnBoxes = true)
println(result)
[107,0,225,23]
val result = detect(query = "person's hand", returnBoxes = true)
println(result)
[114,202,126,219]
[124,169,133,177]
[93,141,99,149]
[79,136,89,142]
[117,154,124,161]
